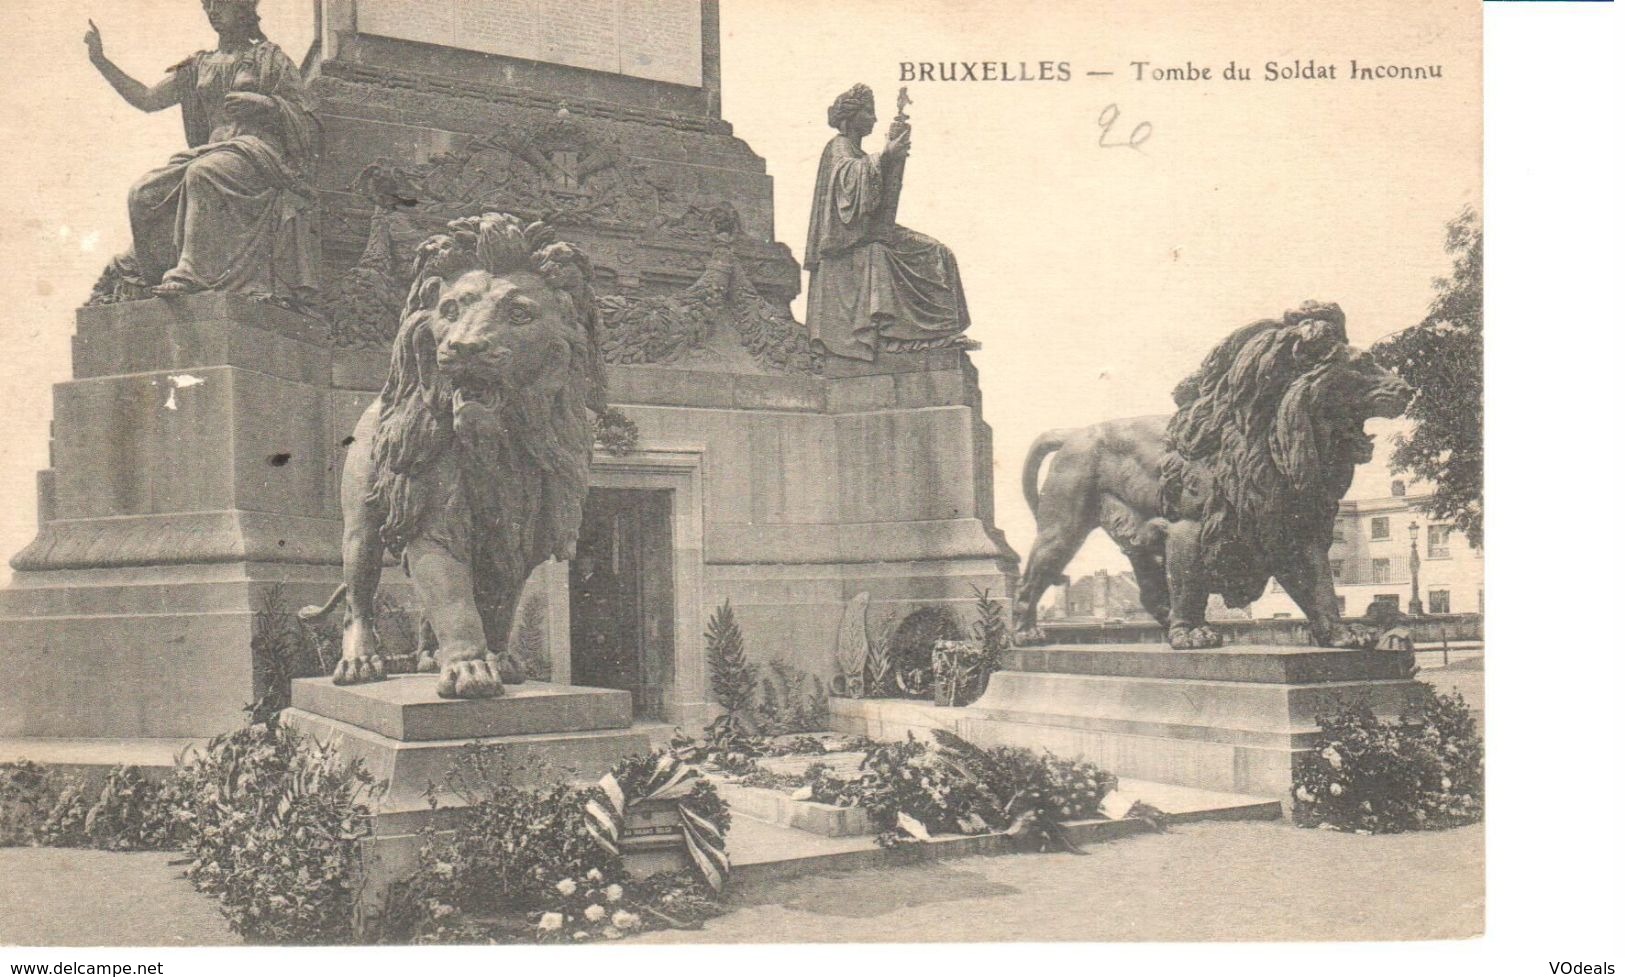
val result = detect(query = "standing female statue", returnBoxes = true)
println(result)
[85,0,319,307]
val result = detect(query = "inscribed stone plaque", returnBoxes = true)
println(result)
[355,0,703,87]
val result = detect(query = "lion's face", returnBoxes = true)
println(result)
[428,268,581,405]
[1310,347,1413,462]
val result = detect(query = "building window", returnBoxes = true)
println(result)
[1373,594,1400,609]
[1335,595,1347,617]
[1427,524,1451,559]
[1428,589,1451,614]
[1370,558,1391,584]
[1330,560,1344,582]
[1391,480,1407,497]
[1370,517,1390,540]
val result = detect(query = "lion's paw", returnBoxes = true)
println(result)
[490,654,528,685]
[1327,624,1381,650]
[1168,626,1222,650]
[415,653,439,674]
[436,660,505,699]
[333,655,388,685]
[1011,627,1049,648]
[1188,625,1222,648]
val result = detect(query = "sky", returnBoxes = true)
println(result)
[0,0,1480,585]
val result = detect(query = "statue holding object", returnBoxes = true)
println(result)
[1012,303,1415,650]
[84,0,319,308]
[805,84,972,361]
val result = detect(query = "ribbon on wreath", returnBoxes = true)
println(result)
[584,753,730,892]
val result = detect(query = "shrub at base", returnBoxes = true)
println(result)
[166,718,382,944]
[0,761,177,852]
[386,747,730,944]
[1292,689,1484,834]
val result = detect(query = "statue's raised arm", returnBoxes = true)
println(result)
[85,20,184,113]
[88,0,320,310]
[803,83,968,362]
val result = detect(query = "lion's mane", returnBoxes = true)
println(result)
[365,214,606,607]
[1159,301,1361,606]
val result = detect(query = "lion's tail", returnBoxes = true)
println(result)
[298,585,347,624]
[1022,430,1073,515]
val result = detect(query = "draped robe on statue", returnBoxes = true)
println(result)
[804,134,970,361]
[118,40,320,304]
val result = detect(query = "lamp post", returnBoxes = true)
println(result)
[1407,520,1424,617]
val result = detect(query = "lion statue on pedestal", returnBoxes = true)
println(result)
[1012,303,1414,650]
[301,212,607,698]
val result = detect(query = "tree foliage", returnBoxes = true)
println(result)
[704,600,757,717]
[1371,208,1484,547]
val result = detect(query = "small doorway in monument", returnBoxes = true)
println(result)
[570,488,676,720]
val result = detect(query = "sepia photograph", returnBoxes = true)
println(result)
[0,0,1614,967]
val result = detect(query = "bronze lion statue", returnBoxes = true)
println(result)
[301,213,607,698]
[1012,303,1413,649]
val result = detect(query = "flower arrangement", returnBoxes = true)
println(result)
[823,730,1115,849]
[888,606,967,698]
[931,640,992,707]
[388,747,731,944]
[1292,689,1483,834]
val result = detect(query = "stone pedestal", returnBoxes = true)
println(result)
[958,644,1430,805]
[0,295,347,748]
[282,675,650,925]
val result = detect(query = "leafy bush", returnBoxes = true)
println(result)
[166,717,381,944]
[0,761,55,846]
[82,766,177,851]
[1292,689,1483,834]
[1,761,177,851]
[251,585,329,722]
[757,659,830,735]
[387,747,729,944]
[705,600,758,718]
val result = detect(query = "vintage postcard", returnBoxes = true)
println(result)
[0,0,1517,958]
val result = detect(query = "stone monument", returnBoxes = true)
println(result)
[299,214,606,701]
[1012,302,1414,648]
[0,0,1015,768]
[938,304,1430,807]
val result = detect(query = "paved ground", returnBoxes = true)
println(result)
[639,820,1484,944]
[0,848,237,946]
[2,819,1480,945]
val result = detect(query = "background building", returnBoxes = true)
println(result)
[1250,480,1484,620]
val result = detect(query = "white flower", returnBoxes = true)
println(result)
[537,912,564,932]
[572,931,589,941]
[586,868,604,883]
[605,884,624,903]
[555,878,578,897]
[584,904,606,922]
[612,910,641,931]
[1295,785,1314,803]
[1440,777,1452,790]
[603,926,624,940]
[1329,782,1344,796]
[1321,747,1343,769]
